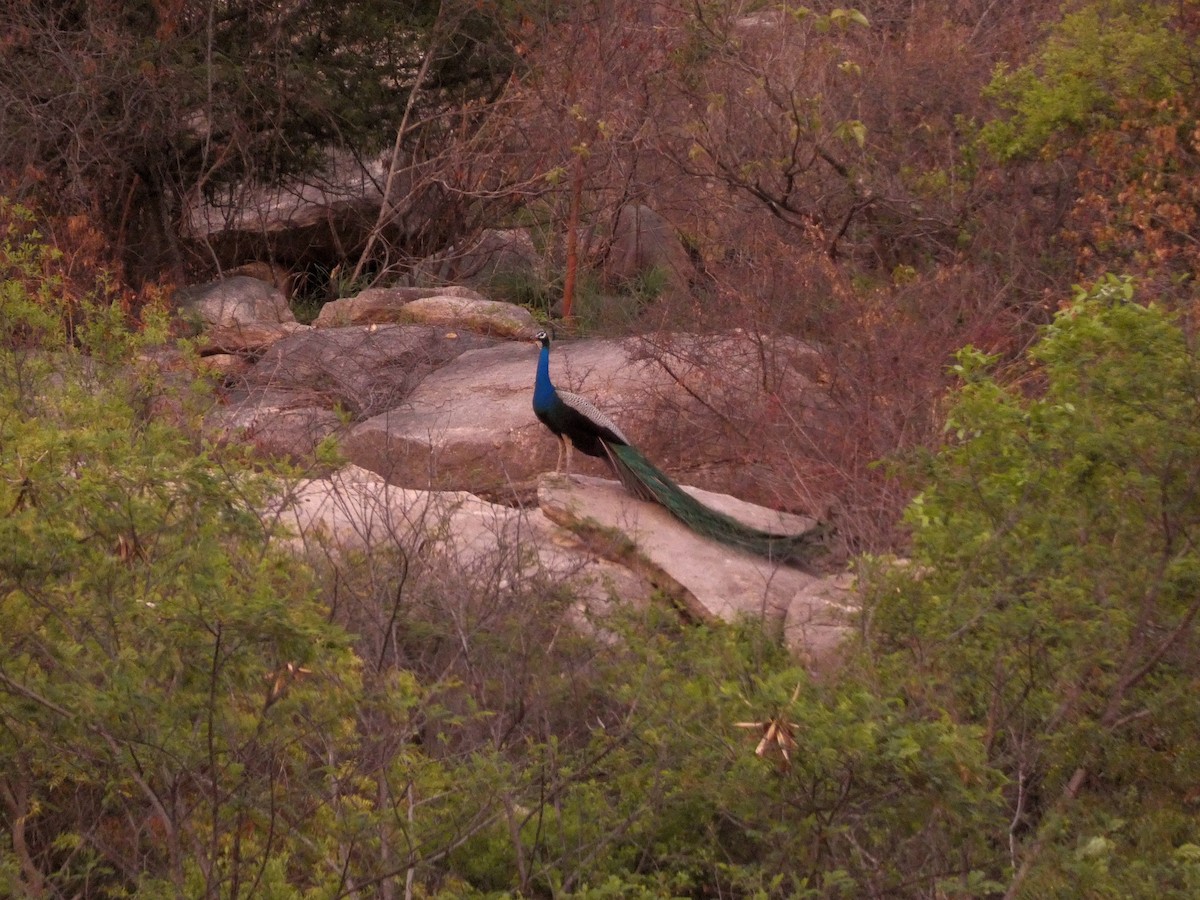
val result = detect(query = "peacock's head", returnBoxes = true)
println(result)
[533,330,550,349]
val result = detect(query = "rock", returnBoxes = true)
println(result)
[314,285,487,327]
[177,275,305,352]
[278,465,652,620]
[197,353,253,378]
[227,261,294,297]
[313,285,533,338]
[787,572,857,668]
[537,474,850,663]
[397,295,537,338]
[341,338,673,494]
[182,149,388,268]
[245,404,344,462]
[178,275,296,327]
[233,325,498,416]
[337,330,819,504]
[209,325,499,460]
[207,386,342,462]
[200,321,310,353]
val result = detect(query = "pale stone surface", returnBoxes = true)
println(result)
[397,295,538,338]
[278,465,652,618]
[340,338,673,492]
[182,149,388,266]
[206,386,343,461]
[210,325,499,461]
[196,353,253,377]
[199,321,309,353]
[338,332,819,500]
[177,276,305,352]
[178,276,296,327]
[171,285,850,662]
[537,474,850,663]
[235,325,497,416]
[314,285,486,327]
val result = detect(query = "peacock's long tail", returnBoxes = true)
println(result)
[600,441,827,569]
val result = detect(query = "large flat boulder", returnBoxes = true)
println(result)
[340,338,674,493]
[339,332,821,504]
[233,324,498,416]
[537,474,851,664]
[314,288,534,336]
[183,149,387,266]
[273,466,848,664]
[397,295,537,337]
[278,465,651,620]
[209,325,500,460]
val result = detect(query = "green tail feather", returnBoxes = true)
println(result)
[603,442,827,569]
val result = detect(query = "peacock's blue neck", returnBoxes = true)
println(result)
[533,344,556,410]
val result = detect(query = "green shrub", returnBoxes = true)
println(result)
[863,275,1200,893]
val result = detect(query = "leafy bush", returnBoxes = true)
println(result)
[0,202,361,896]
[18,188,1200,896]
[982,0,1193,161]
[862,276,1200,894]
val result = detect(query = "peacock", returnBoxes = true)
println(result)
[531,330,826,568]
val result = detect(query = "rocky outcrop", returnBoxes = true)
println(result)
[537,475,850,663]
[313,285,487,327]
[316,283,537,337]
[340,337,683,494]
[397,295,537,337]
[177,275,307,352]
[279,466,851,663]
[179,276,849,663]
[210,324,500,461]
[183,150,388,269]
[196,292,821,497]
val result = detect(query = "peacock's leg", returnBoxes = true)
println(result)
[564,439,574,475]
[555,436,566,473]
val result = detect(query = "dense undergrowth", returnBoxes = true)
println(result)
[4,0,1200,896]
[5,213,1200,897]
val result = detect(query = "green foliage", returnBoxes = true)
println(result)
[435,614,1002,897]
[982,0,1196,159]
[0,205,360,896]
[573,266,671,334]
[29,196,1200,894]
[863,275,1200,891]
[0,205,1006,896]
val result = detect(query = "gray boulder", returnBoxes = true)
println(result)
[340,338,674,493]
[210,325,499,461]
[337,331,818,501]
[278,465,653,623]
[177,275,305,352]
[314,285,487,327]
[537,474,849,663]
[398,295,537,338]
[314,286,534,337]
[182,149,387,268]
[272,465,849,664]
